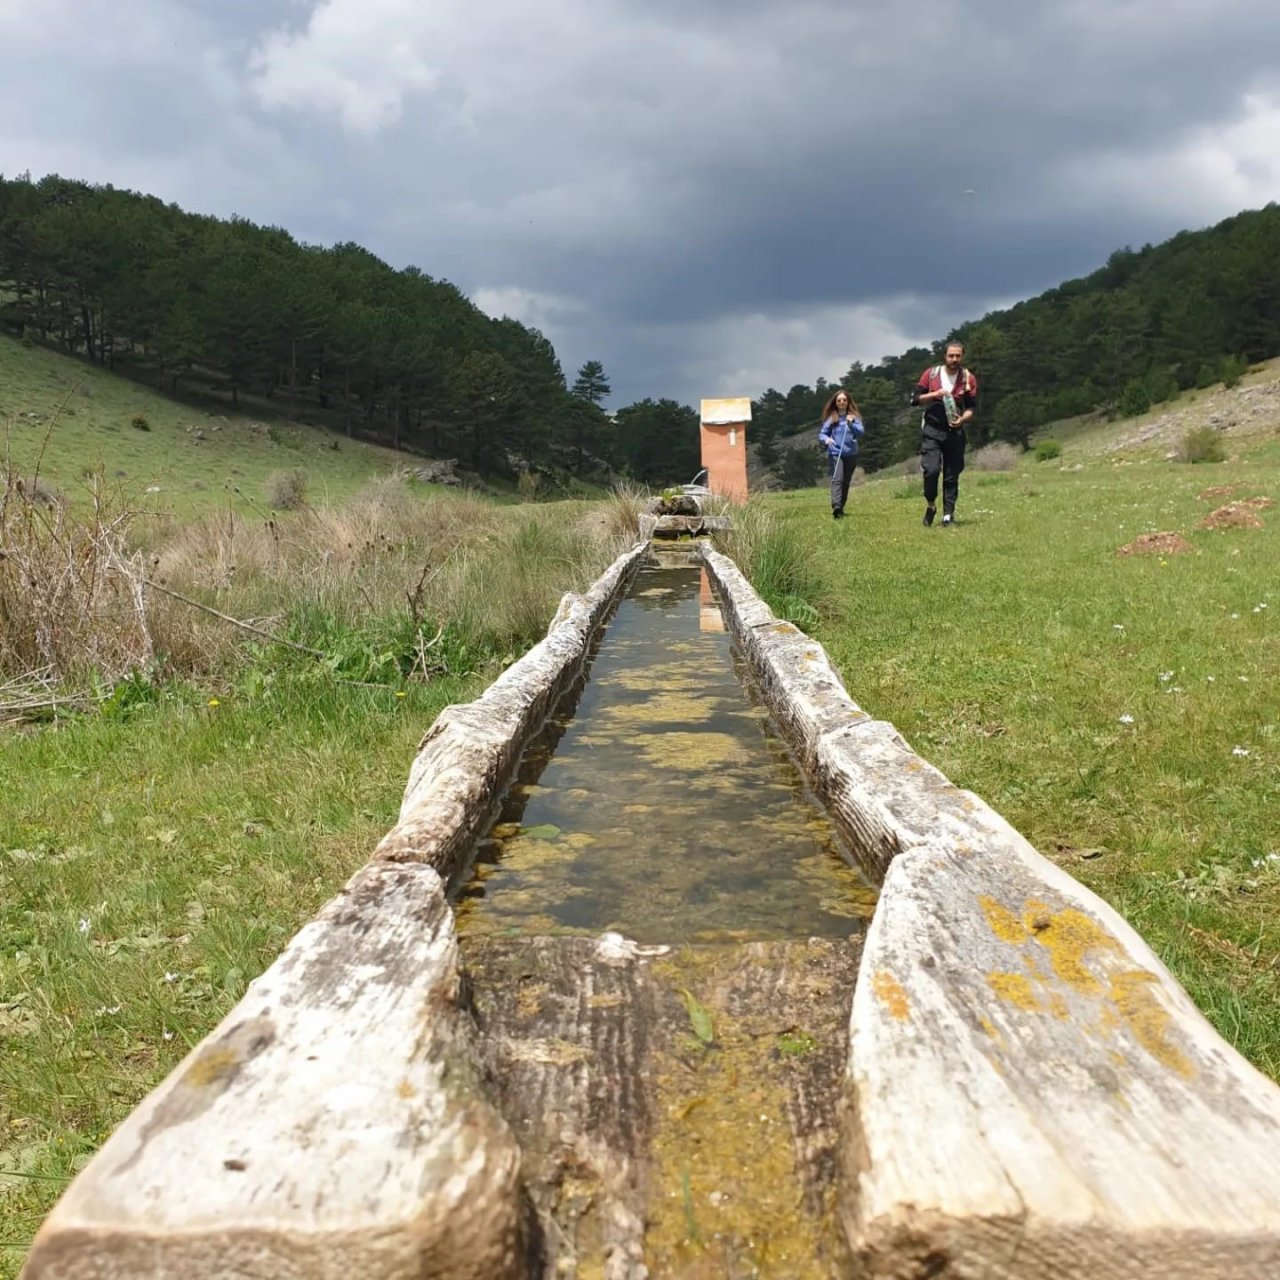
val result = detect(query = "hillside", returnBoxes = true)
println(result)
[0,175,611,484]
[0,335,437,517]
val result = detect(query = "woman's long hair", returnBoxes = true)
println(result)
[821,388,861,425]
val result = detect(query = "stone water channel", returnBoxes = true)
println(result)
[454,547,876,1278]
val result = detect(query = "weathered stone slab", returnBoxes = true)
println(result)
[845,842,1280,1278]
[22,862,526,1280]
[376,542,647,876]
[462,934,662,1280]
[700,548,870,761]
[461,934,862,1280]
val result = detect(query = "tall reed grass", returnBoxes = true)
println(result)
[713,500,828,627]
[1,464,634,698]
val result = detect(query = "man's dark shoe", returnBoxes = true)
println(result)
[833,507,843,519]
[942,512,954,527]
[922,505,936,527]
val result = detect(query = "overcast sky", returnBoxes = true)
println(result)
[3,0,1279,407]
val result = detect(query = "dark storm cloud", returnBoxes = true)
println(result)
[2,0,1279,403]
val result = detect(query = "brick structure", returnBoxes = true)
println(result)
[699,397,751,502]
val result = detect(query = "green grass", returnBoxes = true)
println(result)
[0,335,420,518]
[0,673,485,1273]
[757,429,1280,1079]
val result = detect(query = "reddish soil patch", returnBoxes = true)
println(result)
[1116,531,1193,556]
[1198,500,1270,531]
[1197,485,1237,501]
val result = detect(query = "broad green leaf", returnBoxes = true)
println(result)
[681,989,714,1044]
[521,824,561,840]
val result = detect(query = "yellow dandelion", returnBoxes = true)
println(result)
[396,691,407,699]
[208,698,220,707]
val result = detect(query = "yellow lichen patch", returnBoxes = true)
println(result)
[182,1048,240,1089]
[986,971,1043,1013]
[397,1079,417,1099]
[1109,971,1196,1079]
[1030,906,1120,996]
[980,896,1031,946]
[871,970,910,1021]
[978,1016,1006,1048]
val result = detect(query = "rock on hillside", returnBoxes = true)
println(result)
[1099,376,1280,457]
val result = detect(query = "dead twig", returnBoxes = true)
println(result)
[142,578,327,658]
[407,540,465,624]
[412,623,447,680]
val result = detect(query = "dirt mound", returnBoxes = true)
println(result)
[1197,485,1237,501]
[1198,498,1273,531]
[1117,531,1193,556]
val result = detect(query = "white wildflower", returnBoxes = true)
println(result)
[163,971,179,984]
[1232,745,1250,757]
[1119,714,1135,725]
[77,917,90,936]
[1159,671,1173,683]
[1113,624,1125,631]
[162,1030,175,1042]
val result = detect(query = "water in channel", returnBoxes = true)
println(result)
[453,554,875,942]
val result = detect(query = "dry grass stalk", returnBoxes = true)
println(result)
[1,460,154,683]
[3,451,634,691]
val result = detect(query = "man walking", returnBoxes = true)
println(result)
[912,341,978,527]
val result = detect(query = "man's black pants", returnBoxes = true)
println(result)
[921,429,966,514]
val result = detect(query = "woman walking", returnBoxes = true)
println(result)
[818,389,865,519]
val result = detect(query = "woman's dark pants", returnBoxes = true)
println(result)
[829,456,853,513]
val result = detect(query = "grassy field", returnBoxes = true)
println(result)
[735,404,1280,1081]
[0,335,423,518]
[3,337,1279,1269]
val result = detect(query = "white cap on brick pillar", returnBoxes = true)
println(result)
[699,397,752,502]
